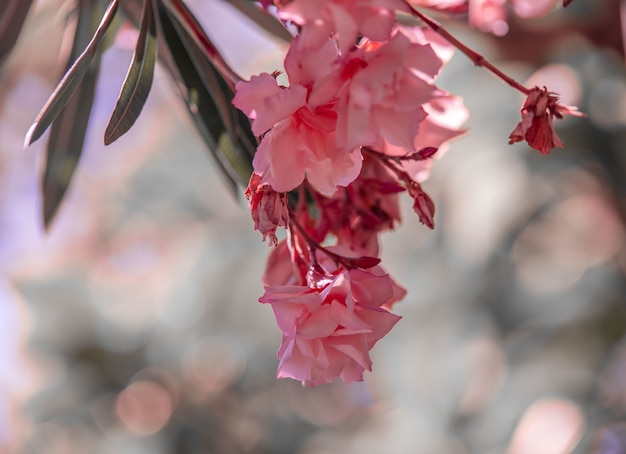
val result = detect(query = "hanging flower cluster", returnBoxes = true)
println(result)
[233,0,580,386]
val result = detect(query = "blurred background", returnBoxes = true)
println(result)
[0,0,625,453]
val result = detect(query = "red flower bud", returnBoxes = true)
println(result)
[246,174,289,246]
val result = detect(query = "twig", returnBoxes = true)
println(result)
[405,2,532,95]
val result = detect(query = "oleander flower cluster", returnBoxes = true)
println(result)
[233,0,580,386]
[233,0,470,386]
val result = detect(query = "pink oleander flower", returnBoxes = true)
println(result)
[233,37,362,195]
[246,173,290,246]
[260,266,403,386]
[509,86,583,155]
[324,31,443,152]
[278,0,408,54]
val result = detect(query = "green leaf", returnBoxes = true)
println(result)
[24,0,119,148]
[41,0,110,228]
[104,0,157,145]
[155,0,256,191]
[0,0,35,64]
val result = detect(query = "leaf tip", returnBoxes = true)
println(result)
[42,198,58,231]
[24,123,38,149]
[103,130,115,146]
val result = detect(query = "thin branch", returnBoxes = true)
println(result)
[405,2,532,95]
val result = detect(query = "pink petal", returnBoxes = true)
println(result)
[348,269,395,306]
[356,305,402,347]
[339,359,366,384]
[298,304,339,338]
[329,300,373,333]
[255,85,308,137]
[305,147,363,195]
[284,36,339,87]
[252,121,306,192]
[329,336,372,370]
[371,105,426,149]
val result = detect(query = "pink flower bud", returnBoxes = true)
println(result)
[246,174,290,246]
[408,182,436,229]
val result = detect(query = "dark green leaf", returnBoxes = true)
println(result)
[104,0,157,145]
[155,0,256,190]
[41,0,108,228]
[0,0,35,64]
[24,0,119,148]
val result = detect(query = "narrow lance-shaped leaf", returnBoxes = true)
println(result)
[0,0,35,64]
[156,1,256,190]
[41,0,111,228]
[164,0,258,164]
[104,0,157,144]
[162,0,240,90]
[24,0,119,148]
[169,0,257,158]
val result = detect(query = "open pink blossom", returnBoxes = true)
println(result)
[328,31,443,152]
[246,173,290,246]
[251,110,363,194]
[260,268,402,386]
[509,86,583,155]
[233,37,363,195]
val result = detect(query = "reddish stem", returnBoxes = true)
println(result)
[362,147,414,185]
[289,216,339,265]
[405,2,532,96]
[289,215,380,270]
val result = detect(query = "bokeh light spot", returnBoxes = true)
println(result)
[507,398,585,454]
[182,336,245,394]
[115,380,173,436]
